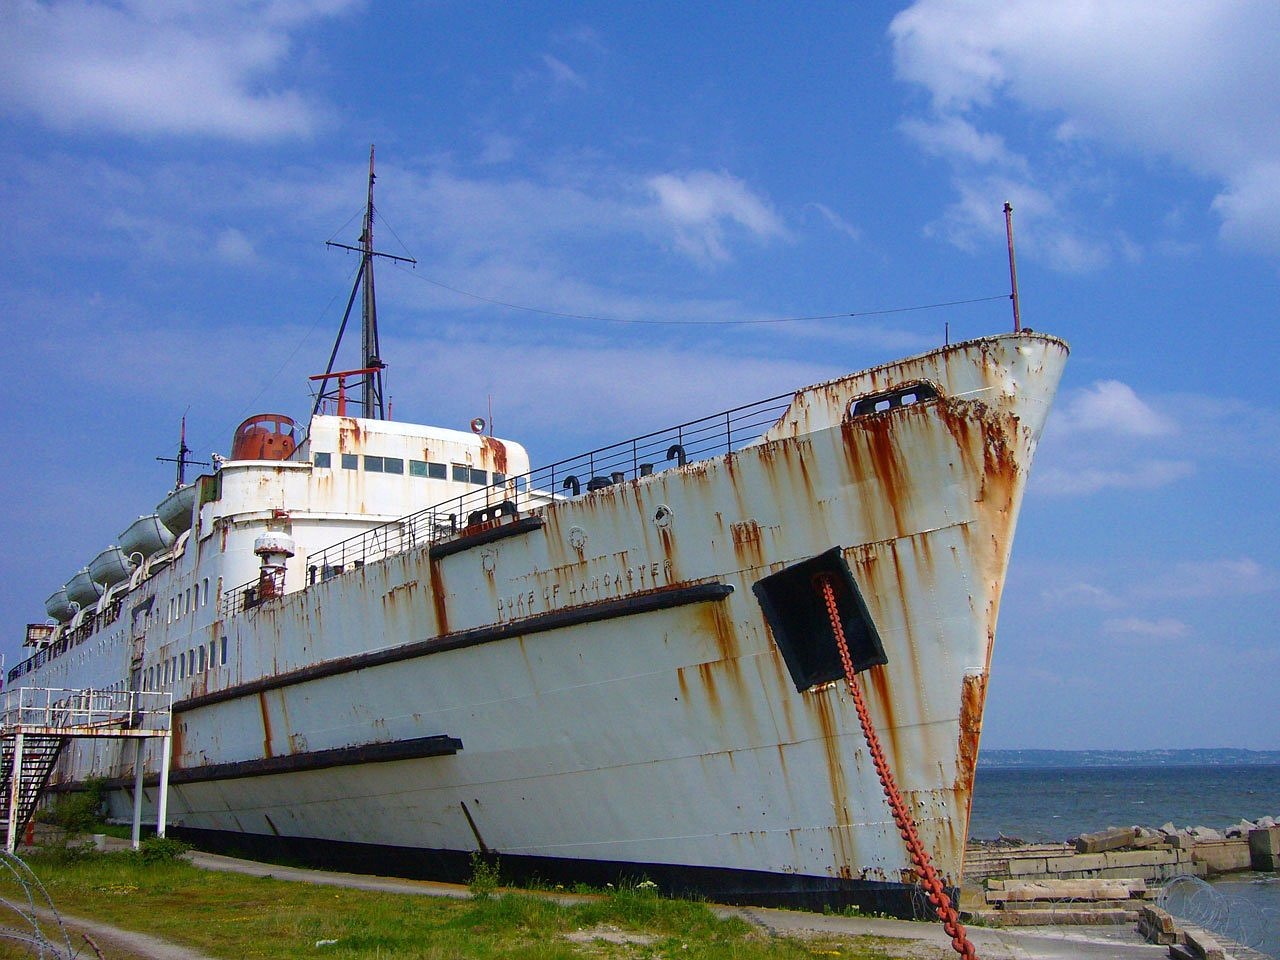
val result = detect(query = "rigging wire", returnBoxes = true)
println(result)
[183,259,362,461]
[387,260,1009,325]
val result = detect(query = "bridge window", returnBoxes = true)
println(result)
[365,455,384,472]
[451,464,468,482]
[410,459,428,477]
[469,468,487,485]
[198,646,207,673]
[342,454,358,470]
[220,636,227,665]
[383,457,404,474]
[314,452,331,468]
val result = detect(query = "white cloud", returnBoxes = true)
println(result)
[805,202,860,241]
[647,171,788,264]
[900,114,1026,172]
[541,54,586,89]
[1035,459,1194,497]
[214,227,255,264]
[1055,380,1175,438]
[0,0,353,140]
[1103,617,1190,641]
[1040,581,1120,611]
[890,0,1280,258]
[1147,558,1279,601]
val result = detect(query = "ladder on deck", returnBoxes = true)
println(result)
[0,734,67,845]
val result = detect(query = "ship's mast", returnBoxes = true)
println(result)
[317,145,416,420]
[360,146,382,417]
[155,414,209,488]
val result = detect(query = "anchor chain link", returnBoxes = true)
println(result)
[815,573,979,960]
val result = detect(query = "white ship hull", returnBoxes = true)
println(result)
[20,331,1066,915]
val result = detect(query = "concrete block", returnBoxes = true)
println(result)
[1007,857,1049,876]
[1104,849,1177,868]
[1047,852,1107,872]
[1190,838,1251,874]
[992,907,1136,926]
[1249,825,1280,871]
[1075,826,1134,854]
[1183,927,1225,960]
[998,879,1142,902]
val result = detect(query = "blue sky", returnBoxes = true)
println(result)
[1,1,1276,750]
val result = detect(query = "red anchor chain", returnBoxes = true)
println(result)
[815,573,979,959]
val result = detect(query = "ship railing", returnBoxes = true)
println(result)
[220,567,287,620]
[1,687,173,734]
[305,391,795,580]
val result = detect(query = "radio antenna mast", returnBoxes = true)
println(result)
[318,145,417,419]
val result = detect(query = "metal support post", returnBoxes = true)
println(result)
[7,732,23,854]
[156,732,172,838]
[131,738,146,849]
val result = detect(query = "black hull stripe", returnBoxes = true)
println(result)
[60,735,463,790]
[172,826,947,921]
[428,516,544,559]
[177,582,733,713]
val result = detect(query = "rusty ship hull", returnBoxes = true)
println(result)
[18,331,1066,915]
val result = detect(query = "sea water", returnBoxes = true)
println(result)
[968,764,1280,956]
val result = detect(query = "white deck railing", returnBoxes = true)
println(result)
[1,687,172,734]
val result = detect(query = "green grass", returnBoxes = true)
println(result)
[0,850,918,960]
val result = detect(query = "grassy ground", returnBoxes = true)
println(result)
[0,847,923,960]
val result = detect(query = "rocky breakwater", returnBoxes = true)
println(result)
[964,816,1280,930]
[966,815,1280,885]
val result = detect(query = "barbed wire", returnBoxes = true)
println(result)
[0,848,83,959]
[1158,874,1279,955]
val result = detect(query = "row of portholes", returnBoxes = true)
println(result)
[166,578,212,624]
[142,635,228,691]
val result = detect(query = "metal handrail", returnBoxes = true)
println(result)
[220,567,286,620]
[1,687,173,733]
[304,391,794,580]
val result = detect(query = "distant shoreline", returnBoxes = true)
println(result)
[978,748,1280,769]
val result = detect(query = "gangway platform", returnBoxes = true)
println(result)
[0,687,172,853]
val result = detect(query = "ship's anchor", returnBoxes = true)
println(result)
[814,572,980,960]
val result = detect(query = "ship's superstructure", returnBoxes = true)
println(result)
[7,155,1069,916]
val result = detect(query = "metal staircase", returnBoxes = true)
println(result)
[0,734,67,845]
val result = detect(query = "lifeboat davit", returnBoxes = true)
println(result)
[89,546,133,588]
[66,567,103,608]
[45,587,76,623]
[119,514,175,559]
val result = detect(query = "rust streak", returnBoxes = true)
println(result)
[428,558,449,635]
[258,691,274,758]
[955,672,988,832]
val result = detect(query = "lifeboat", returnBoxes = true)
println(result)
[45,587,76,623]
[119,514,174,559]
[157,483,198,535]
[66,567,103,607]
[89,546,133,588]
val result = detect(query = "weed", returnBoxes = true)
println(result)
[467,851,501,899]
[35,777,106,837]
[127,835,191,864]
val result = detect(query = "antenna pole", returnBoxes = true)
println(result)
[318,147,415,421]
[361,145,384,419]
[1004,201,1022,333]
